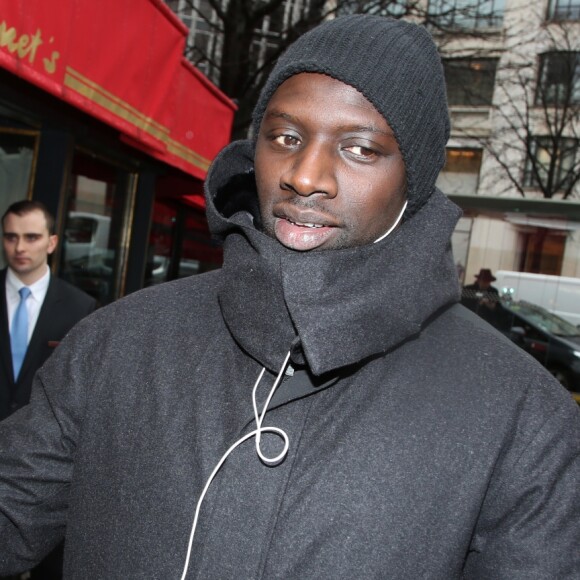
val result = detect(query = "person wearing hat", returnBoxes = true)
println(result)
[1,15,579,578]
[461,267,500,325]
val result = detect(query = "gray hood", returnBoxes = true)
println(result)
[205,139,462,376]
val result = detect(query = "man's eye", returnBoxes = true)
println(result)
[345,145,376,158]
[25,235,41,242]
[273,134,300,147]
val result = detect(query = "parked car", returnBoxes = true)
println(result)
[495,270,580,326]
[493,300,580,395]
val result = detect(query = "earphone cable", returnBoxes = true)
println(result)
[179,350,292,579]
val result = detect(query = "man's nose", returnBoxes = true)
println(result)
[281,142,337,198]
[14,237,25,252]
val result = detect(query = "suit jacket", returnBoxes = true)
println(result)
[0,268,96,420]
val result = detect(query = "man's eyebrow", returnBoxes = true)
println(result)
[263,110,396,138]
[263,109,296,122]
[341,124,396,138]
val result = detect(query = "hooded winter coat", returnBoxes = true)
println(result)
[0,140,579,579]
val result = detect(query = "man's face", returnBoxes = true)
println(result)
[255,72,407,251]
[2,209,58,283]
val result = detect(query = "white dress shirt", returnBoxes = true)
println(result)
[6,266,50,343]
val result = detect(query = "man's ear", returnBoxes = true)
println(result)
[47,234,58,255]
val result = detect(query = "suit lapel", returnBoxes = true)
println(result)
[0,269,15,386]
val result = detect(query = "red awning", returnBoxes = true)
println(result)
[0,0,236,180]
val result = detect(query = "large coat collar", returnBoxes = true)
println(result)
[207,140,462,376]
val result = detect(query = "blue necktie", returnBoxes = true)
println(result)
[11,287,31,381]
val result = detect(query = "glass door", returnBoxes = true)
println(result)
[58,150,136,305]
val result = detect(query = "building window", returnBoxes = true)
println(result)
[548,0,580,20]
[444,58,498,106]
[537,52,580,105]
[523,137,579,192]
[428,0,505,29]
[437,148,483,195]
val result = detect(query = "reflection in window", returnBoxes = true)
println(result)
[0,129,38,269]
[144,201,222,288]
[523,136,579,192]
[429,0,505,29]
[518,228,566,276]
[444,59,498,106]
[537,52,580,105]
[179,211,222,278]
[59,152,134,306]
[549,0,580,20]
[508,301,578,336]
[144,201,176,287]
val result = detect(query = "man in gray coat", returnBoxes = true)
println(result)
[1,15,579,579]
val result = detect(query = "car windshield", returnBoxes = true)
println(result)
[507,301,580,337]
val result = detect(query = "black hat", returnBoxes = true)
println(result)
[252,15,450,217]
[475,268,496,282]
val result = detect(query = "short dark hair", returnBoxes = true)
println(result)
[1,200,56,235]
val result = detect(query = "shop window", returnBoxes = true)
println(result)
[144,200,222,288]
[444,59,498,106]
[179,211,222,277]
[0,128,38,269]
[548,0,580,20]
[537,52,580,105]
[0,128,37,209]
[523,136,578,191]
[437,148,482,195]
[428,0,505,29]
[145,201,175,287]
[58,151,136,306]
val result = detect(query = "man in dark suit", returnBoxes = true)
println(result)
[0,200,96,421]
[0,200,96,580]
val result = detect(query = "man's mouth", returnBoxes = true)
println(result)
[274,216,337,251]
[286,219,325,229]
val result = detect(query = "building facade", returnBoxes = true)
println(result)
[0,0,235,307]
[433,0,580,289]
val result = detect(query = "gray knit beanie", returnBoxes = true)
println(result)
[252,15,450,217]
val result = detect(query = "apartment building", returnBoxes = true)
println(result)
[433,0,580,284]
